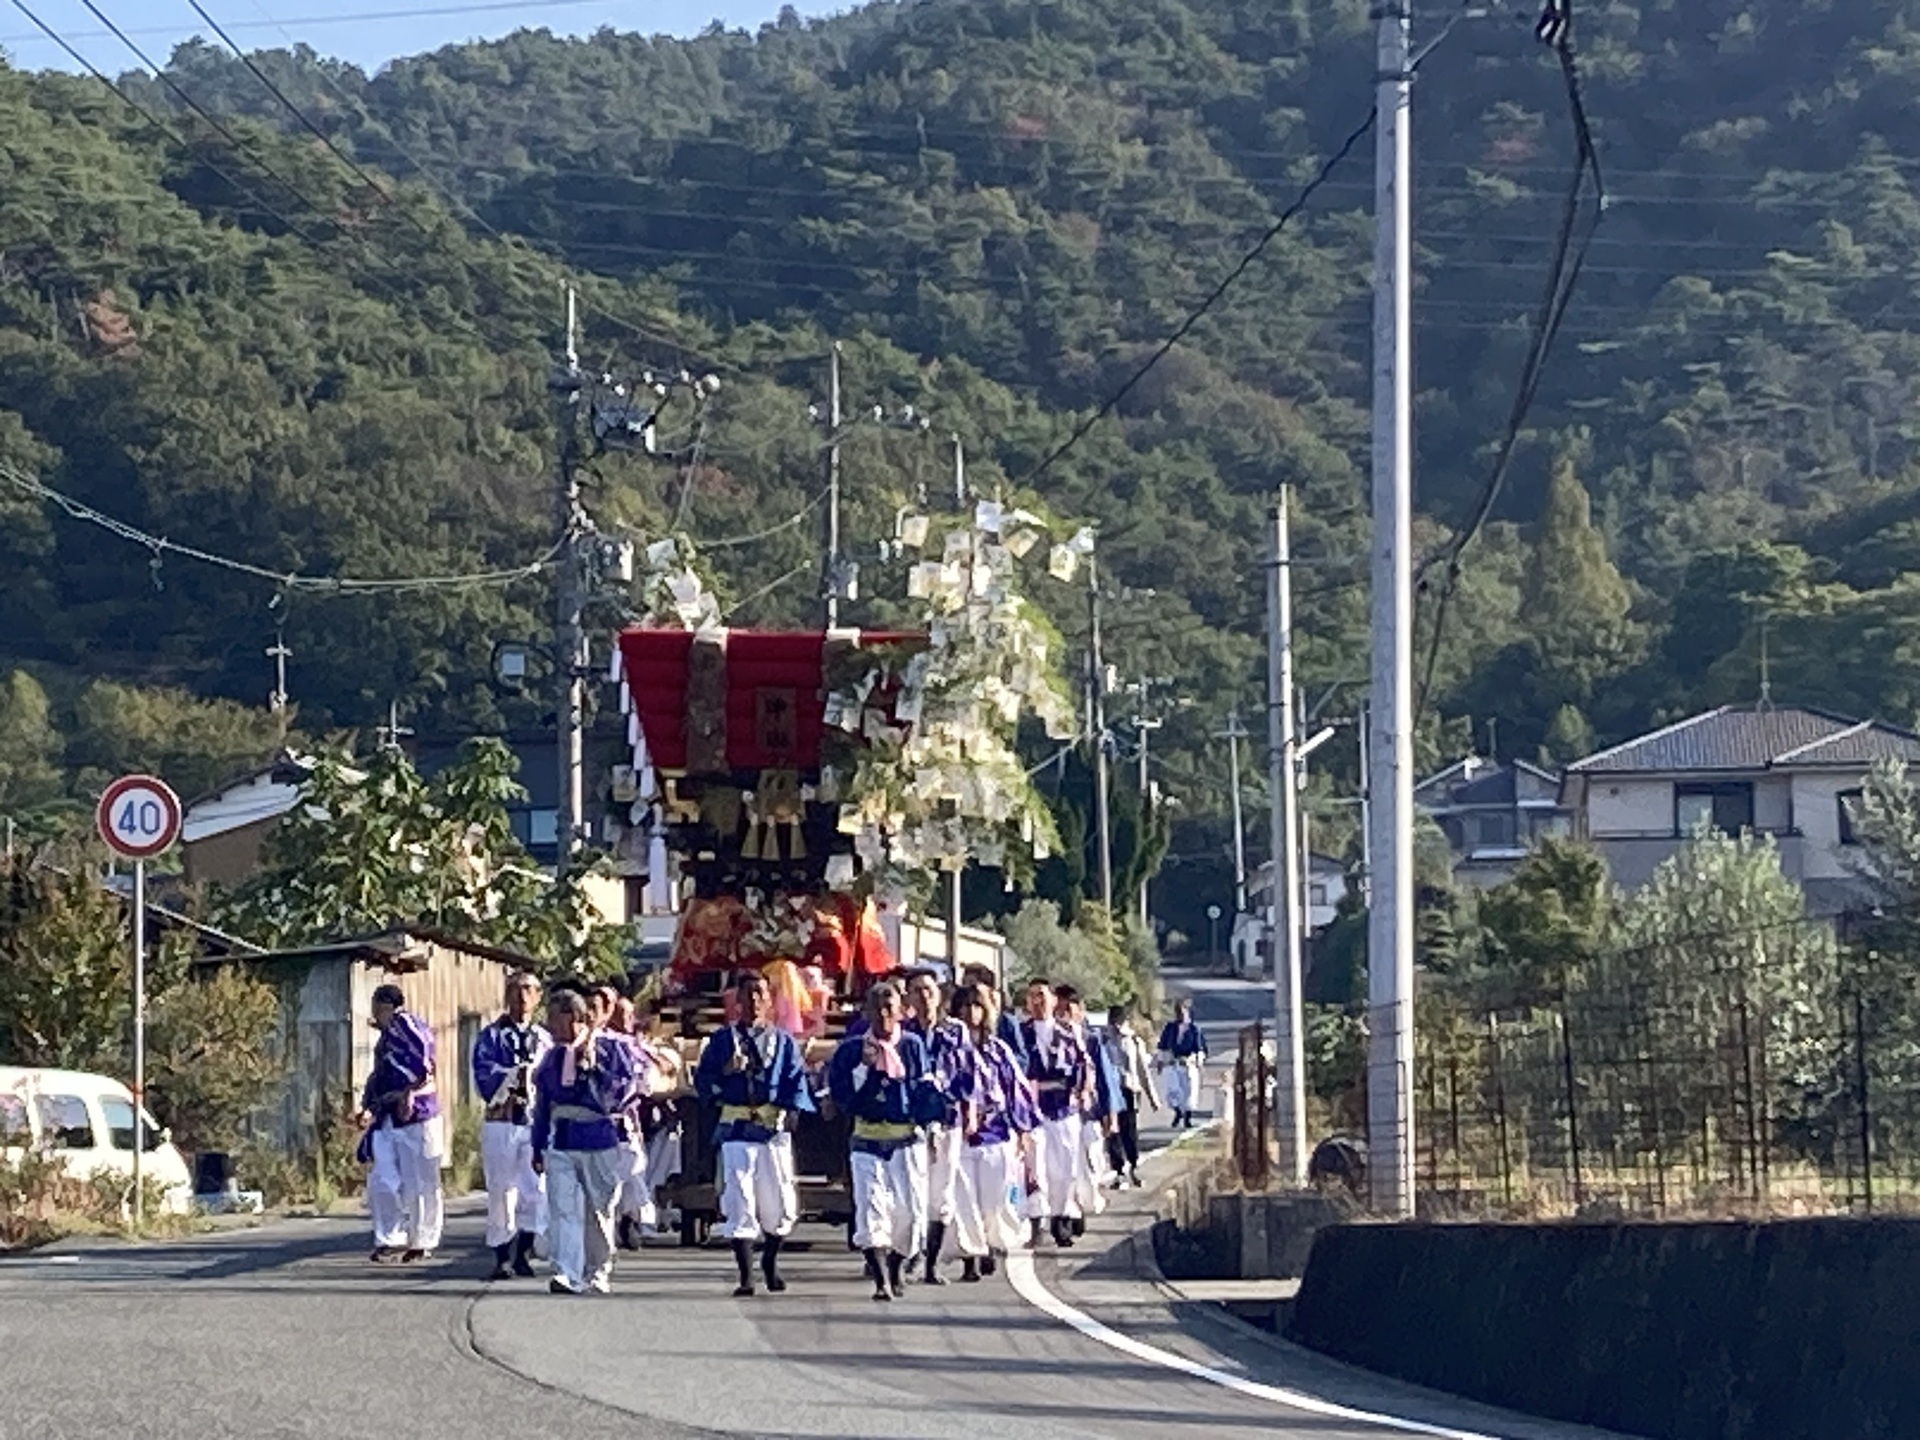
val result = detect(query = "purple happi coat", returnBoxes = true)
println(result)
[362,1009,438,1127]
[950,1031,1039,1147]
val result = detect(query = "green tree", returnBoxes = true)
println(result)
[217,740,627,975]
[0,670,64,816]
[66,679,288,801]
[1002,898,1137,1008]
[1476,836,1610,1009]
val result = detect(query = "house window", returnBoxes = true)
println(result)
[457,1013,482,1108]
[1310,884,1328,907]
[1473,813,1515,848]
[1839,789,1864,846]
[1675,783,1754,837]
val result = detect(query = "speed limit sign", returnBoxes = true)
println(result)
[96,774,183,860]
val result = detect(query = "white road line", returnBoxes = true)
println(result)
[0,1254,80,1265]
[1003,1252,1504,1440]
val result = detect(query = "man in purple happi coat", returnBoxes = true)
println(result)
[359,982,444,1263]
[531,989,641,1296]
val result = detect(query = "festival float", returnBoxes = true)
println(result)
[612,518,1082,1240]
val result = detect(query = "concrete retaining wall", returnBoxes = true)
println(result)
[1152,1177,1355,1281]
[1290,1218,1920,1440]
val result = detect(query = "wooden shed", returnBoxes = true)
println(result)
[197,928,534,1154]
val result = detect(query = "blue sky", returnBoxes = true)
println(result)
[0,0,843,74]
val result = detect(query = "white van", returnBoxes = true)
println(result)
[0,1067,195,1217]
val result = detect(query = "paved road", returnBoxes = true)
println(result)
[0,963,1609,1440]
[0,1140,1622,1440]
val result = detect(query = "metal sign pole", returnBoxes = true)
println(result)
[131,857,146,1229]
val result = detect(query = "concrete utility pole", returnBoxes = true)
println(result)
[945,430,967,973]
[1267,488,1308,1187]
[553,285,587,872]
[823,342,844,628]
[1217,710,1250,971]
[1136,712,1162,930]
[1087,555,1114,914]
[1368,0,1418,1218]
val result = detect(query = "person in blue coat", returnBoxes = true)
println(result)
[694,970,817,1297]
[828,980,943,1301]
[530,989,640,1296]
[1156,998,1208,1128]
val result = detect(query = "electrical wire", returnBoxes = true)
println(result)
[186,0,733,370]
[0,0,606,44]
[724,562,813,620]
[0,461,561,593]
[1411,0,1606,724]
[1015,106,1378,489]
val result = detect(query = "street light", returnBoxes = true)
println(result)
[1207,903,1222,972]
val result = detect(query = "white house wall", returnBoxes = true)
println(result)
[1584,778,1674,837]
[1792,771,1869,881]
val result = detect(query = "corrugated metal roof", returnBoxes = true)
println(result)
[1567,705,1920,774]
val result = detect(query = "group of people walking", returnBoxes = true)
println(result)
[354,965,1211,1300]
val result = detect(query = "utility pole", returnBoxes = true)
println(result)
[823,342,844,628]
[945,429,967,973]
[1087,554,1114,914]
[1136,713,1162,930]
[266,634,291,731]
[1217,710,1250,918]
[553,285,587,874]
[1267,488,1308,1187]
[1368,0,1418,1218]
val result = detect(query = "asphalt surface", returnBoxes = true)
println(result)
[0,969,1624,1440]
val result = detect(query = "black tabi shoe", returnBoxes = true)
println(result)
[762,1235,788,1293]
[732,1239,756,1297]
[511,1232,538,1277]
[922,1223,949,1286]
[1027,1218,1044,1250]
[864,1248,891,1302]
[885,1252,906,1299]
[980,1251,999,1276]
[1050,1217,1076,1249]
[549,1278,575,1295]
[1070,1216,1086,1239]
[960,1256,983,1284]
[489,1243,513,1281]
[400,1249,429,1264]
[370,1246,401,1264]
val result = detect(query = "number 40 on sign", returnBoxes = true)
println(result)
[96,774,182,860]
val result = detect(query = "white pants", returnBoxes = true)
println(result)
[480,1120,544,1248]
[1073,1114,1109,1218]
[951,1139,1024,1257]
[717,1134,797,1241]
[644,1124,682,1227]
[546,1147,624,1293]
[615,1132,652,1225]
[369,1122,444,1251]
[925,1125,959,1226]
[1165,1058,1202,1114]
[850,1142,928,1257]
[1026,1114,1083,1220]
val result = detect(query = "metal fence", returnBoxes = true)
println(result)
[1413,932,1920,1218]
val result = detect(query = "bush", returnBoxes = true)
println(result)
[0,1149,182,1248]
[1003,899,1138,1008]
[147,965,286,1155]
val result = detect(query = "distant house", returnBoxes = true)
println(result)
[1560,704,1920,916]
[180,752,318,888]
[195,928,534,1153]
[1416,755,1572,888]
[1236,853,1350,974]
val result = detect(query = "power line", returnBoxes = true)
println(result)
[0,0,608,45]
[1014,106,1379,489]
[182,0,734,371]
[0,461,562,594]
[1413,0,1607,724]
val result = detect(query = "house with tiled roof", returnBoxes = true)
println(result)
[1559,705,1920,915]
[1416,755,1573,888]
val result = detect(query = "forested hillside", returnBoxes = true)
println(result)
[6,0,1920,931]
